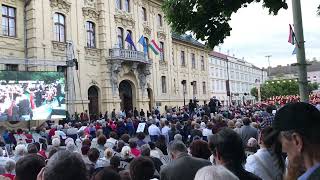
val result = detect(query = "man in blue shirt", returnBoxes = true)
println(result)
[273,102,320,180]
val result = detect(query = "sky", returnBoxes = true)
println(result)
[217,0,320,68]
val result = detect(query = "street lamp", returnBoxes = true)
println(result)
[181,80,187,107]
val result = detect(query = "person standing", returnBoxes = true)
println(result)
[140,109,145,118]
[148,121,161,142]
[238,117,258,146]
[111,109,116,120]
[134,107,139,118]
[160,141,211,180]
[273,102,320,180]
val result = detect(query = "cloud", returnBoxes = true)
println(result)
[220,0,320,68]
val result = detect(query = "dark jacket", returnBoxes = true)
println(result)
[227,165,262,180]
[160,153,211,180]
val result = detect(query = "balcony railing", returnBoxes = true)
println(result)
[109,48,151,64]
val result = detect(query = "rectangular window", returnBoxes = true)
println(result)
[201,56,205,70]
[5,64,18,71]
[215,68,219,77]
[161,76,167,93]
[191,53,196,69]
[2,5,16,37]
[142,7,147,21]
[172,48,174,65]
[116,0,121,9]
[86,21,95,48]
[202,82,206,94]
[124,0,130,12]
[160,42,164,61]
[181,51,185,66]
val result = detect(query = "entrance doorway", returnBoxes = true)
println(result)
[119,80,133,113]
[88,86,99,116]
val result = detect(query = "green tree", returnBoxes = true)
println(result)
[162,0,288,48]
[250,80,318,100]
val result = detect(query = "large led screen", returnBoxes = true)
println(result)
[0,71,66,121]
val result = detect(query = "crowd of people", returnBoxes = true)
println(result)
[262,93,320,108]
[0,97,319,180]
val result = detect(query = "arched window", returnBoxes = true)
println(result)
[86,21,95,48]
[126,30,133,50]
[144,37,150,58]
[160,42,164,61]
[157,14,162,27]
[117,27,124,48]
[141,7,147,21]
[53,13,65,42]
[124,0,130,12]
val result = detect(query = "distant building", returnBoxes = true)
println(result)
[209,51,267,106]
[268,61,320,84]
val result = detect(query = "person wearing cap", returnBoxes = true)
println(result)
[273,102,320,180]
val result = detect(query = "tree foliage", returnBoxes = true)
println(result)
[250,80,319,100]
[162,0,288,48]
[318,5,320,15]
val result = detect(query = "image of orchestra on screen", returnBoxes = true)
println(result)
[0,71,66,121]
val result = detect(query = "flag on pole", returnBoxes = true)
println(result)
[149,40,162,55]
[125,33,137,51]
[288,24,295,45]
[138,35,148,55]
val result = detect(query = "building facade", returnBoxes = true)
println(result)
[0,0,209,116]
[209,52,267,105]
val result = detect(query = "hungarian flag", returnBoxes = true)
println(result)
[149,40,162,55]
[288,24,295,45]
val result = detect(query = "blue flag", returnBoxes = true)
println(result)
[125,33,137,51]
[138,35,148,55]
[292,46,297,55]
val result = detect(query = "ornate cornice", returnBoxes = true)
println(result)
[114,10,135,29]
[50,0,71,13]
[51,41,66,56]
[85,47,101,58]
[2,0,16,6]
[84,0,96,8]
[82,7,99,20]
[157,28,166,40]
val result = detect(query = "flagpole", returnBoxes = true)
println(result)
[292,0,309,102]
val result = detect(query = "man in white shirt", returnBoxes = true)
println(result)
[148,121,161,142]
[161,120,171,144]
[0,149,13,168]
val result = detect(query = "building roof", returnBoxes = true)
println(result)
[209,51,227,60]
[171,32,206,48]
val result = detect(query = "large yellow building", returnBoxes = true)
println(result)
[0,0,209,116]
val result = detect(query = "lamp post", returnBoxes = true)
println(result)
[181,80,186,107]
[292,0,309,102]
[255,79,261,102]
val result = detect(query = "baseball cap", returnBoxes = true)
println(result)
[272,102,320,134]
